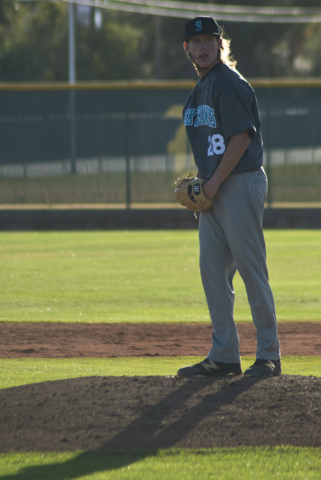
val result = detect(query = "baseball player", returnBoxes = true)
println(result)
[177,17,281,377]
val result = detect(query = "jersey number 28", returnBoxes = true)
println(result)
[207,134,226,156]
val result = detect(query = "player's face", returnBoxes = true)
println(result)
[184,35,222,76]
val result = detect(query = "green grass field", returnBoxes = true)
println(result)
[0,230,320,322]
[1,356,321,390]
[0,230,320,479]
[1,447,321,480]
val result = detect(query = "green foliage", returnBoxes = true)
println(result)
[294,23,321,76]
[0,0,15,26]
[77,19,143,81]
[2,1,321,80]
[0,3,68,81]
[211,0,321,77]
[0,4,144,81]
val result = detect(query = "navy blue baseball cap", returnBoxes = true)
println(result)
[184,17,221,41]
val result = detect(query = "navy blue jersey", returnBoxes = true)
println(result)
[183,62,263,180]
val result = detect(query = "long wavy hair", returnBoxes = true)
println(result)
[219,34,237,70]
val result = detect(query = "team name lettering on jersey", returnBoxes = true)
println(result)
[184,106,216,128]
[184,108,197,126]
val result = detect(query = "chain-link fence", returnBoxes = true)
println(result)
[1,80,321,206]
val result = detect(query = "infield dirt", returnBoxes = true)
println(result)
[0,322,321,452]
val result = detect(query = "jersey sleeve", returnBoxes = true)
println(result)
[215,76,257,139]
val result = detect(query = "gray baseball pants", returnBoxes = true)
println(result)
[199,167,281,364]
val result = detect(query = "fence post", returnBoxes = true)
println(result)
[68,3,77,175]
[69,89,77,174]
[125,113,131,209]
[126,156,131,209]
[265,87,272,206]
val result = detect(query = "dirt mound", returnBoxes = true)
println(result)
[1,375,321,452]
[1,322,321,453]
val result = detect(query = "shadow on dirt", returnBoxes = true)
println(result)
[0,376,265,480]
[100,375,266,450]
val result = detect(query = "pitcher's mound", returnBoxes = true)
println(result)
[1,375,320,452]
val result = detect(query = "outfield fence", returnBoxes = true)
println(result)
[0,79,321,207]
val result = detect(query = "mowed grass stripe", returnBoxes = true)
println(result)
[0,356,320,389]
[0,230,320,322]
[1,447,321,479]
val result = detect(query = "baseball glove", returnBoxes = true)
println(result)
[174,173,212,212]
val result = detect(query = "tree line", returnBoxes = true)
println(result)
[1,0,321,82]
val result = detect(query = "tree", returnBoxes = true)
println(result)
[203,0,321,78]
[0,2,68,81]
[1,1,321,81]
[76,12,144,80]
[0,4,146,81]
[0,0,15,25]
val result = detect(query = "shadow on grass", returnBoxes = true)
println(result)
[0,451,156,480]
[0,376,264,480]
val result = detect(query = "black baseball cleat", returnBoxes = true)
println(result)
[177,359,242,378]
[244,359,281,377]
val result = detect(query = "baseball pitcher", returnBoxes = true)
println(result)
[176,17,281,378]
